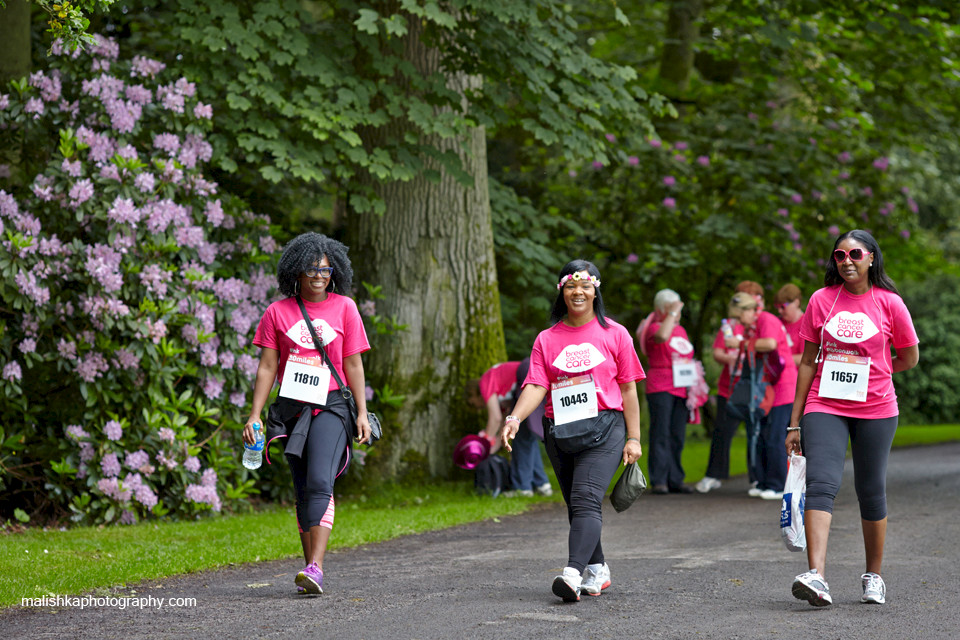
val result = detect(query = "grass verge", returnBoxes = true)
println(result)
[2,424,956,608]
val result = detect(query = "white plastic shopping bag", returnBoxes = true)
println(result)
[780,453,806,552]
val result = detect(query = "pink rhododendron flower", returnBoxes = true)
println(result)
[663,197,676,209]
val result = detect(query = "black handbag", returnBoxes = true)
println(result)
[610,461,647,512]
[545,409,621,454]
[296,296,382,444]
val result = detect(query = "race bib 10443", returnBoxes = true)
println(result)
[818,353,870,402]
[551,374,599,426]
[279,354,331,405]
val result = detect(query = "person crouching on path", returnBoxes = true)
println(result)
[243,232,372,595]
[639,289,696,494]
[788,229,918,607]
[500,259,644,602]
[466,359,552,496]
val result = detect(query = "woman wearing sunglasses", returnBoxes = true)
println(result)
[243,232,372,595]
[787,229,919,607]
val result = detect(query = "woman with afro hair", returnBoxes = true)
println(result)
[243,232,372,595]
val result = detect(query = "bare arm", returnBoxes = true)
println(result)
[713,347,738,367]
[500,384,548,451]
[620,381,642,465]
[343,352,372,444]
[892,344,919,373]
[483,395,503,453]
[243,347,279,445]
[786,341,819,454]
[653,301,684,343]
[753,337,778,352]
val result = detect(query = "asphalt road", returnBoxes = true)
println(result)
[3,442,959,639]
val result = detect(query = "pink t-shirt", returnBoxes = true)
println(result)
[643,321,694,398]
[714,323,745,399]
[799,285,918,419]
[253,294,370,392]
[480,362,521,405]
[784,318,803,356]
[524,317,645,419]
[757,310,798,407]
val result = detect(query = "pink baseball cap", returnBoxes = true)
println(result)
[453,434,491,470]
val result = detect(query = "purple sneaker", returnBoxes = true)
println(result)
[295,562,323,594]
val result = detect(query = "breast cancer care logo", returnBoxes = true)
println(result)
[552,343,607,373]
[825,311,880,344]
[668,336,694,355]
[286,318,338,348]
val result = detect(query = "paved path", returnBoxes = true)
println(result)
[3,443,959,639]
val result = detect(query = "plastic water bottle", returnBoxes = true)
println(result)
[242,422,264,470]
[721,318,734,340]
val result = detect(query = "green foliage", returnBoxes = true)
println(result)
[896,274,960,424]
[0,37,281,524]
[489,178,579,356]
[109,0,666,219]
[493,2,959,357]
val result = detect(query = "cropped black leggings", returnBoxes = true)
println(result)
[801,412,898,521]
[288,410,349,531]
[544,416,624,572]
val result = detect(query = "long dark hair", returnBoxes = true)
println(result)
[549,259,609,327]
[276,232,354,297]
[824,229,899,295]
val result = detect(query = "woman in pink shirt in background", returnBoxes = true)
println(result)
[640,289,696,494]
[788,230,919,608]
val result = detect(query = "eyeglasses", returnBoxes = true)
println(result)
[833,248,872,263]
[304,266,334,278]
[776,301,792,311]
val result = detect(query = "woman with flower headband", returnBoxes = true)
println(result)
[501,259,644,602]
[787,230,918,607]
[243,232,372,595]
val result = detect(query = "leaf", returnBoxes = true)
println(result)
[355,9,380,35]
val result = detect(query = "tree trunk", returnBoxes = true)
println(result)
[0,0,32,85]
[347,19,506,479]
[659,0,704,94]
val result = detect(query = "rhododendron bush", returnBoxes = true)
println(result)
[0,36,282,525]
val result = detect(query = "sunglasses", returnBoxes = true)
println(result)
[304,266,334,278]
[776,301,793,311]
[833,248,872,263]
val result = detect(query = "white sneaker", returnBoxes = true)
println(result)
[695,477,721,493]
[551,567,581,602]
[760,489,784,500]
[581,563,611,596]
[748,486,763,497]
[534,482,553,497]
[502,489,534,498]
[861,572,886,604]
[792,569,832,606]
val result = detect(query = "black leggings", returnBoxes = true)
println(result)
[545,416,625,572]
[801,412,898,521]
[288,410,350,531]
[647,392,688,488]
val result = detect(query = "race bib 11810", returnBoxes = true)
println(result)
[279,354,331,405]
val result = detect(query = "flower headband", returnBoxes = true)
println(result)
[557,272,601,290]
